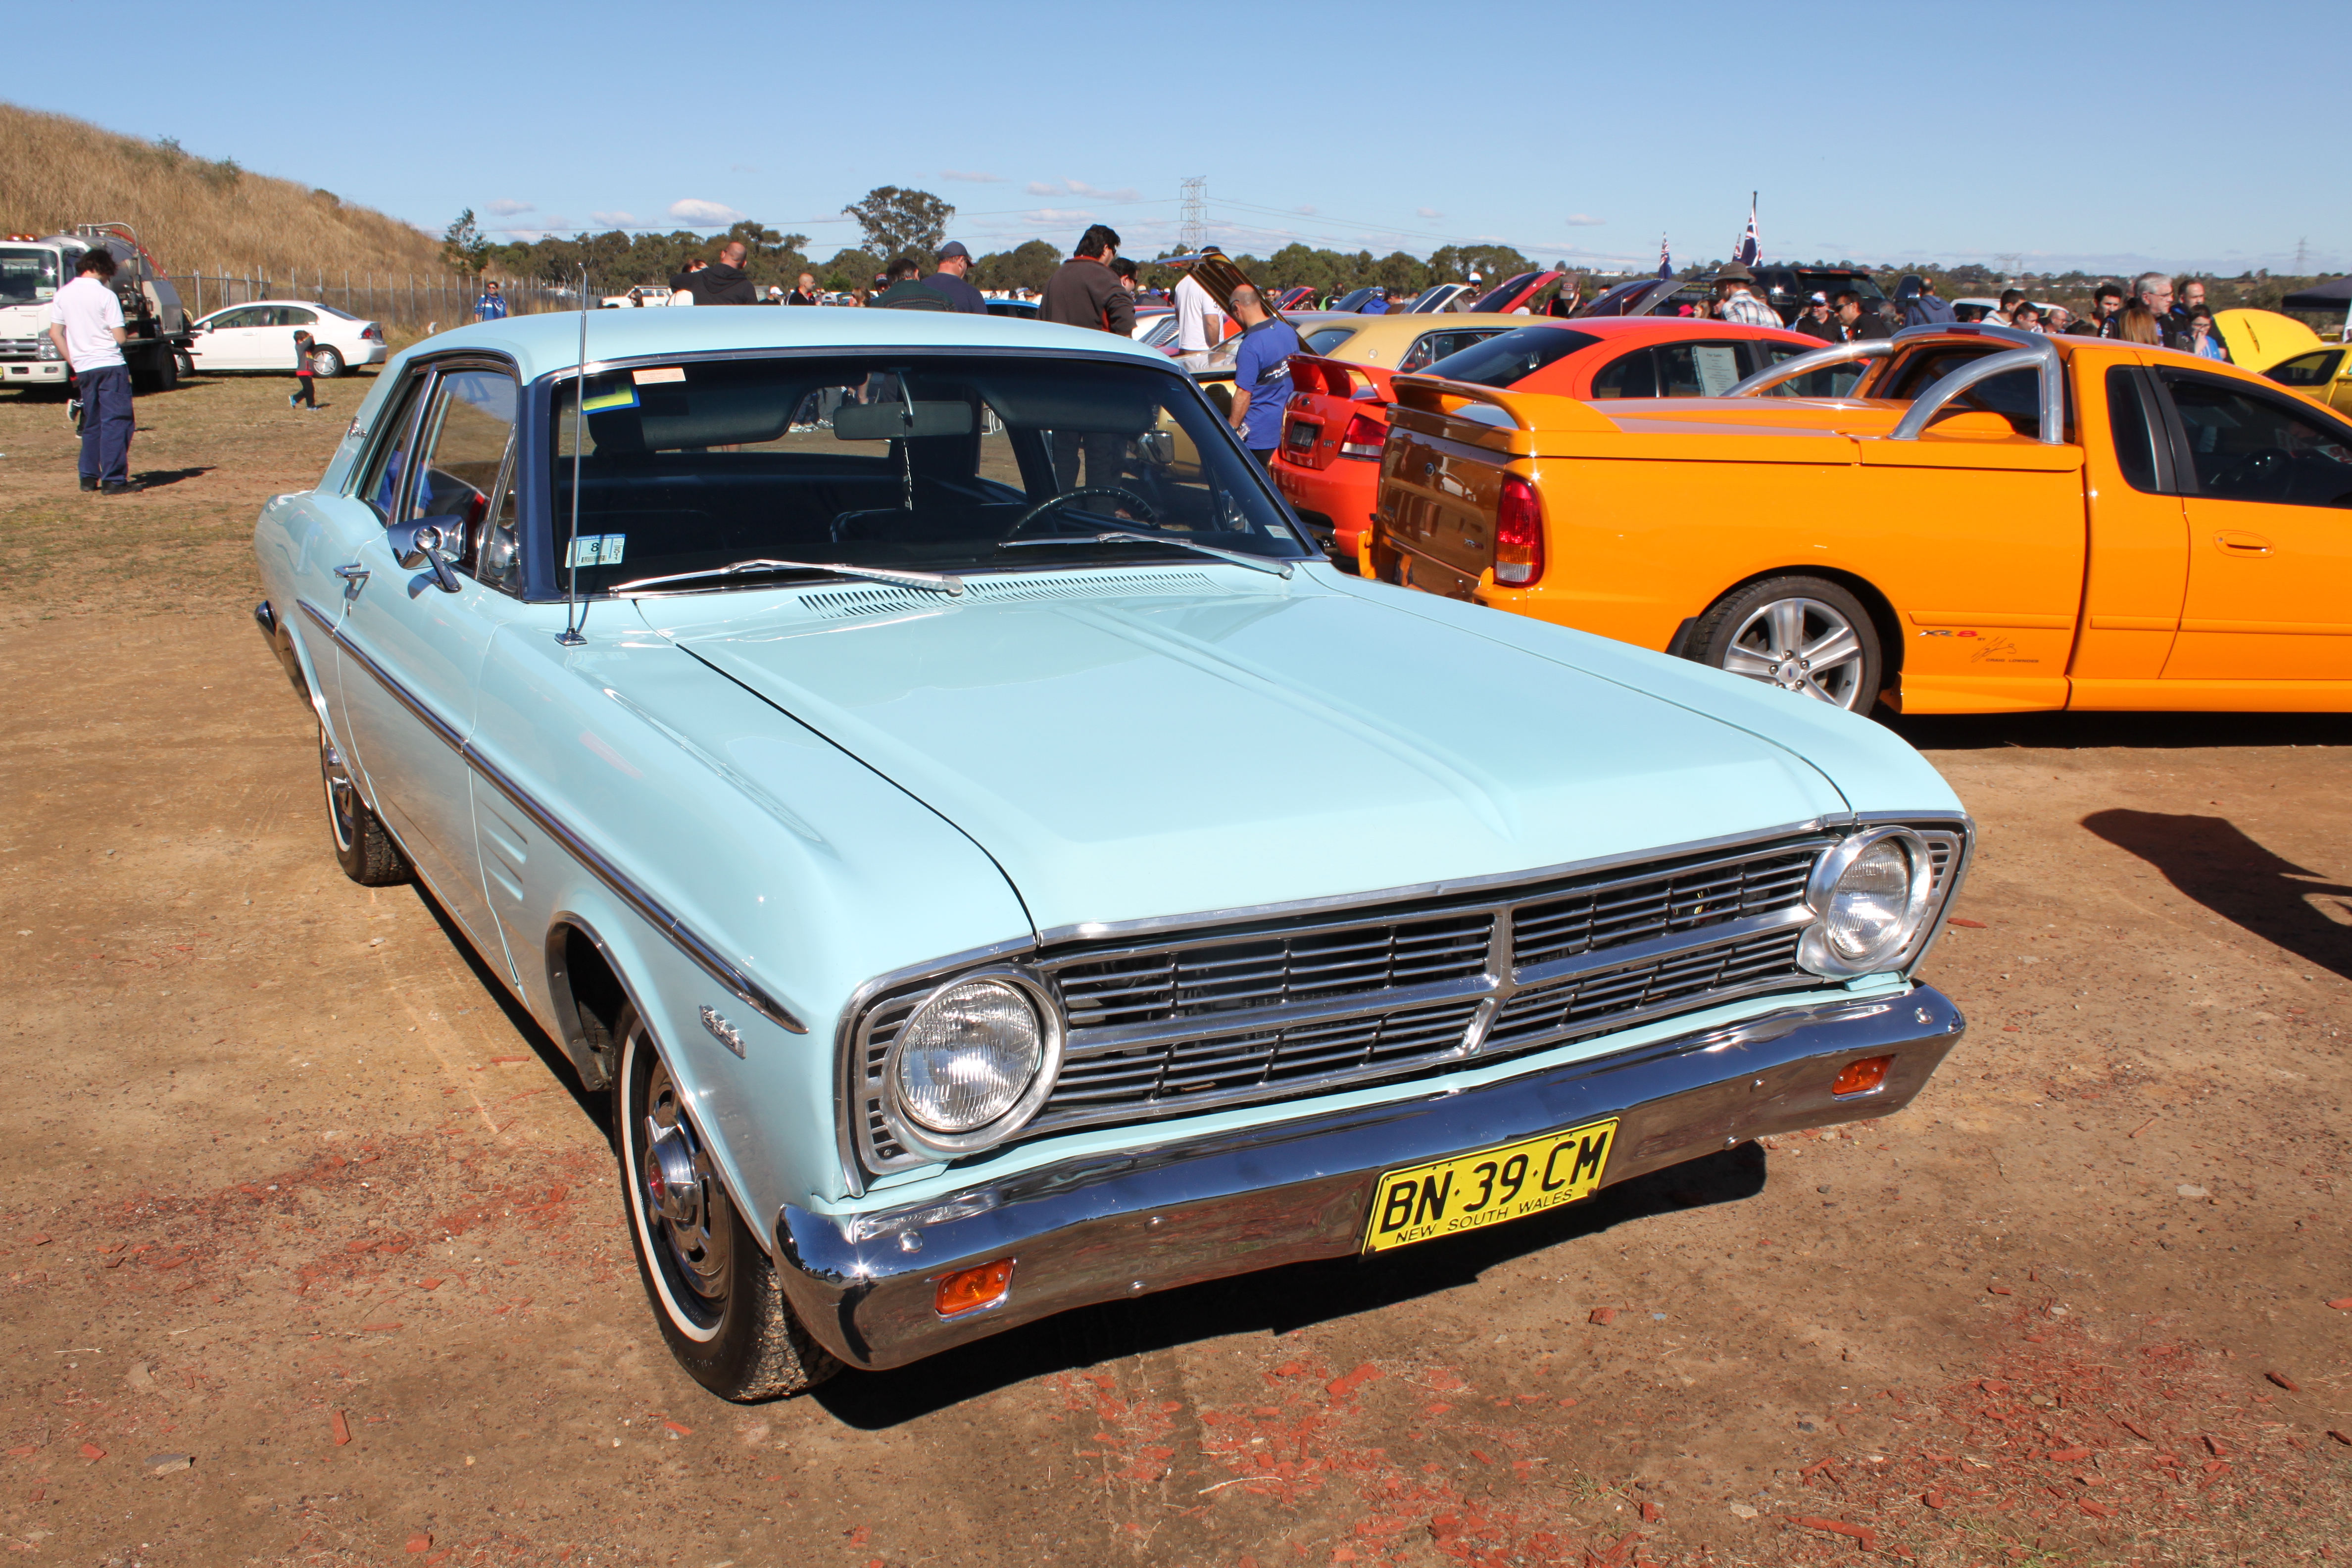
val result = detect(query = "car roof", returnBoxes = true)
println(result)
[1554,317,1820,344]
[391,305,1172,383]
[1303,312,1562,360]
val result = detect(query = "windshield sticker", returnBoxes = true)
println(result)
[566,534,626,567]
[632,366,686,385]
[581,378,638,415]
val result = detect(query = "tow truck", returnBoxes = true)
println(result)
[0,223,192,393]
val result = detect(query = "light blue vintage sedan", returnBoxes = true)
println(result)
[252,306,1971,1399]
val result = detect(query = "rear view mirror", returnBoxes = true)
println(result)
[832,400,976,441]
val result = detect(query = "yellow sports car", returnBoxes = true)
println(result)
[2215,308,2321,372]
[2263,341,2352,417]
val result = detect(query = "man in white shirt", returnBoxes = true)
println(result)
[47,247,135,493]
[1173,248,1227,353]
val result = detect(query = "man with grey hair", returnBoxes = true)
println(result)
[2133,272,2186,348]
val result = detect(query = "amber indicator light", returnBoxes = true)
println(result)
[934,1258,1015,1319]
[1830,1055,1893,1097]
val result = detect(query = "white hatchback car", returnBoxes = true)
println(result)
[186,300,389,378]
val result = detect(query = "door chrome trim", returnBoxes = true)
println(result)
[314,605,809,1037]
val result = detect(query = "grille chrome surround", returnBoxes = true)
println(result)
[844,822,1967,1176]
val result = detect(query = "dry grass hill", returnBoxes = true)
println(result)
[0,101,442,278]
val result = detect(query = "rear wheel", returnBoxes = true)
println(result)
[1687,575,1882,713]
[617,1011,839,1400]
[310,346,345,379]
[320,725,408,884]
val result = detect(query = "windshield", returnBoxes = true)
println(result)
[547,353,1312,595]
[0,245,62,309]
[1422,327,1598,388]
[1469,273,1542,313]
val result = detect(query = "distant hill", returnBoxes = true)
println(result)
[0,101,443,278]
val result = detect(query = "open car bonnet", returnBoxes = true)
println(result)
[640,576,1852,936]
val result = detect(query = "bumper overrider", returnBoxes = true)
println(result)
[776,984,1963,1370]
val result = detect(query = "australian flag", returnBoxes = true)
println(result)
[1657,233,1671,280]
[1736,194,1760,267]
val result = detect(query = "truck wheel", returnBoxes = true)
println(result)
[320,726,408,885]
[310,346,345,379]
[617,1012,840,1400]
[175,350,196,380]
[1687,576,1882,713]
[153,347,179,392]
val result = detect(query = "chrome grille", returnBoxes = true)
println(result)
[848,823,1968,1172]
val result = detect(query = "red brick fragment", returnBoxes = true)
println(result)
[330,1411,351,1447]
[1922,1491,1947,1509]
[1987,1284,2013,1296]
[358,1323,403,1333]
[1325,1364,1383,1401]
[78,1444,104,1462]
[2265,1371,2300,1392]
[405,1535,432,1554]
[2000,1025,2020,1033]
[663,1420,693,1437]
[1639,1501,1661,1523]
[416,1278,442,1291]
[1588,1308,1617,1325]
[4,1447,31,1459]
[490,1055,530,1064]
[2326,1297,2352,1311]
[27,1234,49,1246]
[2079,1501,2118,1519]
[2202,1434,2226,1457]
[2116,1418,2152,1441]
[1948,918,1986,929]
[2326,1430,2351,1446]
[2045,1447,2091,1462]
[1790,1516,1877,1552]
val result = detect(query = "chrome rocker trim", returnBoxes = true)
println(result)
[778,983,1964,1370]
[300,599,807,1035]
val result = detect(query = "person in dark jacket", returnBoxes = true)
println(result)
[1794,291,1838,342]
[669,258,707,293]
[684,242,757,305]
[1895,274,1955,328]
[923,241,988,314]
[875,255,950,310]
[1039,224,1135,336]
[786,272,820,306]
[1834,291,1893,341]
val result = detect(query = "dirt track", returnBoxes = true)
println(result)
[2,375,2348,1568]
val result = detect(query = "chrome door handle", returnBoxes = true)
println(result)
[333,563,370,599]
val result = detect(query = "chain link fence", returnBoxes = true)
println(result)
[164,269,581,332]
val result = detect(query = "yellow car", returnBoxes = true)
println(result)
[2215,308,2321,372]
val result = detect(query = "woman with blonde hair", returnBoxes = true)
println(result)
[2116,302,2162,345]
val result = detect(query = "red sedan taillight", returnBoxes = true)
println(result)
[1338,410,1386,459]
[1494,476,1544,586]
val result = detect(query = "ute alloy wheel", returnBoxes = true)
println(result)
[1689,575,1882,713]
[319,725,408,885]
[616,1010,837,1399]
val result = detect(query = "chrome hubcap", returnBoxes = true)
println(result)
[1720,597,1867,709]
[640,1058,731,1304]
[319,730,358,852]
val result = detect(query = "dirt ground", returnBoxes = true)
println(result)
[1,372,2347,1568]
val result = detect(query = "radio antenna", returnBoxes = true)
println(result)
[556,262,589,647]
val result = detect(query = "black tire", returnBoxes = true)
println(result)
[175,349,196,380]
[310,346,344,379]
[617,1011,839,1400]
[319,725,408,885]
[1685,575,1884,714]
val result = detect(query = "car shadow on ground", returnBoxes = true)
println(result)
[811,1142,1768,1429]
[1888,710,2352,751]
[2080,809,2352,980]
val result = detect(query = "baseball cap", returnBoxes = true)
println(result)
[937,241,972,260]
[1809,291,1828,303]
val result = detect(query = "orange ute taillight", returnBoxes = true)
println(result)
[1493,476,1544,587]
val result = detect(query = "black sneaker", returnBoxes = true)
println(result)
[100,480,138,495]
[79,476,98,492]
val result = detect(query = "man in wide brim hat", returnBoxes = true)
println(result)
[1710,260,1780,327]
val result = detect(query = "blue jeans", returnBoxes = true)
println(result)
[77,364,133,485]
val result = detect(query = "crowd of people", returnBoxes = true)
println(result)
[1765,268,2234,360]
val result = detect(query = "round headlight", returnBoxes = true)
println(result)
[893,978,1043,1133]
[1802,828,1933,977]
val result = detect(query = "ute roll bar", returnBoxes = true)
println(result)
[1727,321,2067,445]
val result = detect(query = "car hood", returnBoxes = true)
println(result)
[640,571,1855,936]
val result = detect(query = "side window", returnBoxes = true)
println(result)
[212,306,261,329]
[1654,342,1746,397]
[407,369,523,590]
[1589,347,1658,399]
[2162,374,2352,508]
[282,307,318,327]
[356,373,431,523]
[1758,341,1865,398]
[2266,350,2345,390]
[1398,334,1445,374]
[1302,327,1357,355]
[2106,367,2162,493]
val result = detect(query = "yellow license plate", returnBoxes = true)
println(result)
[1362,1119,1618,1254]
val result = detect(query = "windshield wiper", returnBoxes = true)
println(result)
[999,529,1294,579]
[610,558,966,596]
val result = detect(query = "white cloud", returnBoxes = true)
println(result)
[941,168,1004,183]
[1564,213,1606,227]
[1294,204,1318,216]
[1025,181,1064,196]
[668,197,743,225]
[1023,208,1096,225]
[590,210,638,228]
[1028,178,1141,201]
[1416,207,1443,220]
[488,198,534,216]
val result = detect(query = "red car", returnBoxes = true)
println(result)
[1275,316,1833,571]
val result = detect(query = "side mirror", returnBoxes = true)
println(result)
[387,516,466,594]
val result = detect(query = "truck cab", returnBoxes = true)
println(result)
[0,225,190,392]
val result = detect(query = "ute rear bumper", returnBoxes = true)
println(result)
[776,984,1964,1370]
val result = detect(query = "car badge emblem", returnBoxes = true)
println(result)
[699,1006,746,1058]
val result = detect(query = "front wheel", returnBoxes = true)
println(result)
[1686,575,1882,713]
[617,1011,839,1400]
[310,346,345,379]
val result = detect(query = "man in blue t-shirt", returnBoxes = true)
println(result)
[474,281,508,321]
[1226,283,1301,465]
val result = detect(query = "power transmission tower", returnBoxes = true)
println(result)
[2295,236,2309,273]
[1179,177,1206,254]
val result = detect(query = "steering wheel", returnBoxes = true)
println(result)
[2210,446,2289,496]
[1007,487,1160,537]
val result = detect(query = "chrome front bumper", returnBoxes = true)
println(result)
[776,985,1963,1370]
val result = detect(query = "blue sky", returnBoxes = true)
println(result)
[14,0,2344,275]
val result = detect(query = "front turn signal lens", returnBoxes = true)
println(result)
[934,1258,1015,1319]
[1831,1055,1893,1097]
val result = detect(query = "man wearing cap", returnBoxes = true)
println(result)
[1795,291,1838,342]
[924,242,988,314]
[1712,262,1780,328]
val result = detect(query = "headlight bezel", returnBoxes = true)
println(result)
[1799,826,1938,979]
[876,966,1064,1159]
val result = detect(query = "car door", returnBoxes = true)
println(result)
[2154,368,2352,682]
[196,305,266,368]
[280,305,321,370]
[332,359,526,955]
